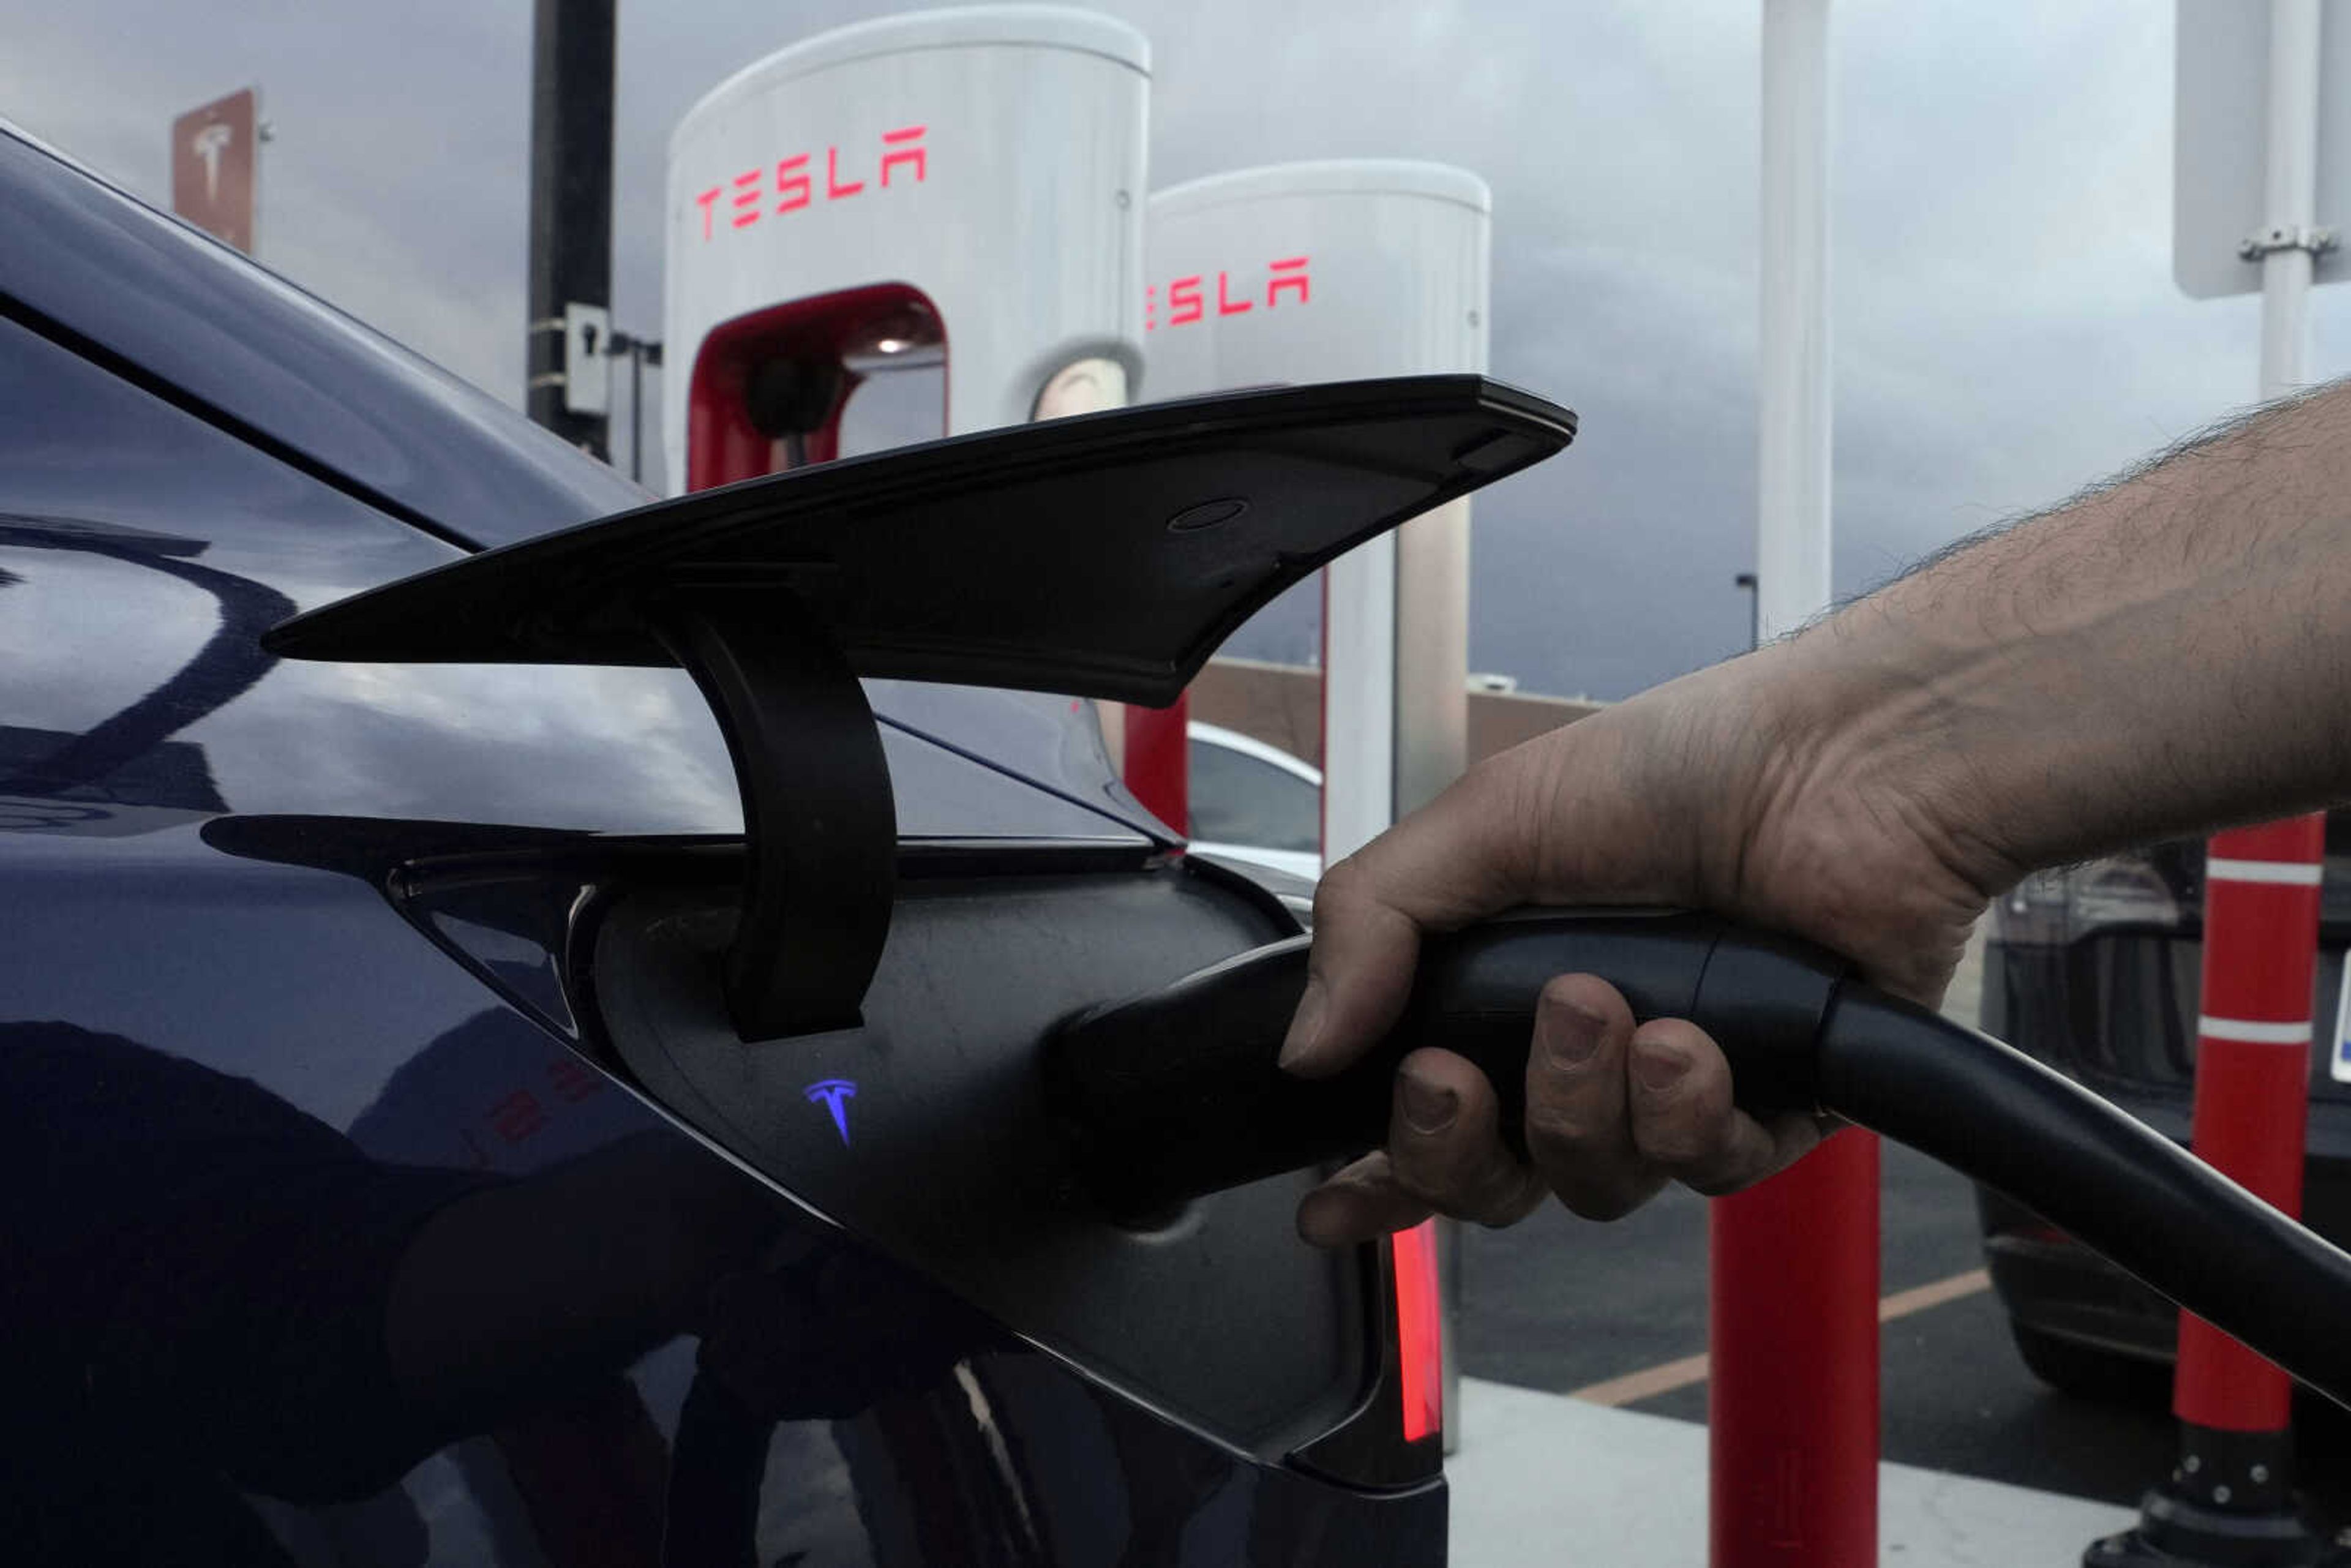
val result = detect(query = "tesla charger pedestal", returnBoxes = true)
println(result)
[663,6,1149,493]
[1144,161,1489,857]
[1144,160,1490,1450]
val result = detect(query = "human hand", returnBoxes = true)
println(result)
[1282,643,1997,1245]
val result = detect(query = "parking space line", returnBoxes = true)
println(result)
[1567,1267,1992,1408]
[1572,1349,1713,1408]
[1877,1266,1991,1320]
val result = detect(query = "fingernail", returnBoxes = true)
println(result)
[1632,1039,1690,1093]
[1297,1188,1355,1247]
[1545,999,1607,1070]
[1278,980,1329,1072]
[1400,1072,1457,1135]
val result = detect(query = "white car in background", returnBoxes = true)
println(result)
[1185,721,1324,883]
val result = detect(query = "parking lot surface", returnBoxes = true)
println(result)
[1457,1127,2351,1531]
[1446,1378,2140,1567]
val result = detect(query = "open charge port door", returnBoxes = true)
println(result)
[263,378,1580,1494]
[591,858,1391,1471]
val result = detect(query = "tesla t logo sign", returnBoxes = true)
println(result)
[1147,257,1311,331]
[805,1078,858,1146]
[192,124,234,200]
[691,126,928,241]
[170,87,257,253]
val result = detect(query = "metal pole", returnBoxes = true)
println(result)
[630,342,645,484]
[2260,0,2322,399]
[525,0,614,457]
[1713,5,1879,1566]
[2091,818,2328,1567]
[2091,7,2333,1562]
[1436,1215,1463,1455]
[1753,0,1832,640]
[1392,498,1473,1455]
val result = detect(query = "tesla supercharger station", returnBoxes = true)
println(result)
[1144,160,1490,1447]
[662,7,1149,495]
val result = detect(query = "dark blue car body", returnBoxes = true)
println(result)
[0,123,1439,1566]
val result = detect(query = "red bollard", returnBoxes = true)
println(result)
[1709,1128,1880,1568]
[2089,814,2331,1567]
[1122,692,1190,835]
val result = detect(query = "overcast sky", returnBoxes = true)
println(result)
[9,0,2348,700]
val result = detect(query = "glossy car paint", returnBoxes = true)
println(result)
[0,127,1439,1565]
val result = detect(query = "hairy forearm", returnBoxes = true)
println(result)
[1783,380,2351,885]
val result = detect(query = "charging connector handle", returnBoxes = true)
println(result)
[1047,907,2351,1408]
[1046,909,1845,1211]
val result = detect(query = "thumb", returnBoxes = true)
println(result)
[1280,760,1539,1078]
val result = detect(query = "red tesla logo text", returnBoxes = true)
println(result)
[487,1088,548,1144]
[1147,257,1310,332]
[546,1056,604,1104]
[693,125,928,240]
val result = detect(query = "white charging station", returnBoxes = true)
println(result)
[662,6,1149,493]
[1144,162,1491,858]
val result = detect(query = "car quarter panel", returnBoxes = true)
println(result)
[0,281,1437,1561]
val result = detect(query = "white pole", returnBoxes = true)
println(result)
[2261,0,2322,399]
[1757,0,1832,637]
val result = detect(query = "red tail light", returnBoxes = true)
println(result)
[1392,1219,1443,1444]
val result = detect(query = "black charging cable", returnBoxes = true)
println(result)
[1046,908,2351,1409]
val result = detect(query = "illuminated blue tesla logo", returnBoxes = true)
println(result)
[804,1078,857,1146]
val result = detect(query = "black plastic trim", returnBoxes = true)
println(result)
[1284,1240,1444,1491]
[653,596,896,1041]
[261,376,1577,705]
